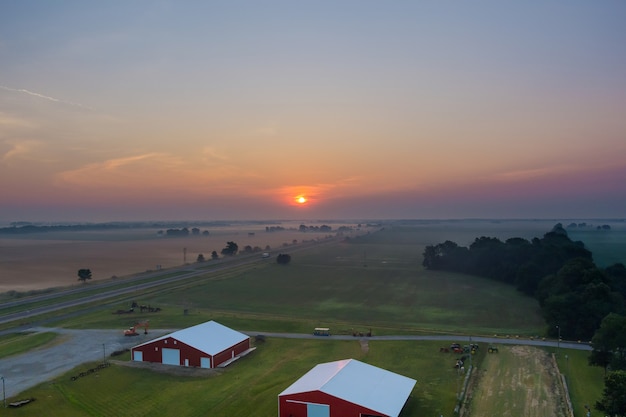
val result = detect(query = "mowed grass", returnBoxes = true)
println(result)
[0,332,59,359]
[10,338,461,417]
[3,223,611,416]
[149,231,545,336]
[556,349,605,417]
[54,227,547,337]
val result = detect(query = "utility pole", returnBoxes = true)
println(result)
[103,343,106,365]
[469,335,473,369]
[183,247,187,264]
[556,325,560,356]
[1,376,5,408]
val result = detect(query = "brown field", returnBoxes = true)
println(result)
[0,224,346,293]
[463,345,568,417]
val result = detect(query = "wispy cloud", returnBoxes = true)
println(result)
[54,151,259,196]
[56,153,178,186]
[1,139,42,162]
[0,85,93,110]
[492,167,555,182]
[201,147,228,162]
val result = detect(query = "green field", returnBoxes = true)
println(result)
[1,223,615,416]
[55,228,547,337]
[0,332,59,359]
[8,338,463,417]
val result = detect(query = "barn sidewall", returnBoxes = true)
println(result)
[132,337,211,367]
[279,391,385,417]
[132,336,250,368]
[212,338,250,367]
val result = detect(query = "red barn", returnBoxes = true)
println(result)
[131,320,251,368]
[279,358,416,417]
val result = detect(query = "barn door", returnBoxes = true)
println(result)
[307,403,329,417]
[200,357,211,368]
[162,348,180,365]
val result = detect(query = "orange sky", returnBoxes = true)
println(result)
[1,2,625,223]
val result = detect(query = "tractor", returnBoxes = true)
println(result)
[487,345,499,353]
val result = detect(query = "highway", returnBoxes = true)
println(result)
[0,238,328,326]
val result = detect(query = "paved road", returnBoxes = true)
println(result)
[0,327,591,399]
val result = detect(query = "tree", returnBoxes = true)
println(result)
[77,269,92,283]
[196,254,205,262]
[277,253,291,264]
[606,263,626,299]
[211,250,219,260]
[539,259,623,340]
[221,241,238,256]
[590,313,626,374]
[596,370,626,416]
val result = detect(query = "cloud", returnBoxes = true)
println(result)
[54,150,265,197]
[491,167,557,182]
[0,85,93,110]
[275,176,363,205]
[56,153,183,187]
[1,139,42,163]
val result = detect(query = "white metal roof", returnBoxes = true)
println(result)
[133,320,248,356]
[279,358,416,417]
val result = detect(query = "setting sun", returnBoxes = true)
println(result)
[296,196,307,204]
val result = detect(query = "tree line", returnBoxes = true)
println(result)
[423,223,625,340]
[423,223,626,414]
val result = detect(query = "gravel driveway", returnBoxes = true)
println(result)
[0,326,171,399]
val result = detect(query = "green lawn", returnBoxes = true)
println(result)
[57,229,545,337]
[0,332,59,359]
[556,349,605,417]
[2,224,614,416]
[11,338,462,417]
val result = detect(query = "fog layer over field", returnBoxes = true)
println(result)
[1,219,624,293]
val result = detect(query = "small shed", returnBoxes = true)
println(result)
[278,358,416,417]
[131,320,252,368]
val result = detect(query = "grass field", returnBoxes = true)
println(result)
[51,228,547,337]
[8,338,463,417]
[0,331,59,359]
[555,349,605,417]
[1,221,617,416]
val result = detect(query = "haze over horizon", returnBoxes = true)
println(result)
[1,1,625,224]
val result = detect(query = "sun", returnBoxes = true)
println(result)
[296,196,307,204]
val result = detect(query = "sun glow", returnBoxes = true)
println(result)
[296,196,307,204]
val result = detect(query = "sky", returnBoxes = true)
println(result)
[1,1,625,223]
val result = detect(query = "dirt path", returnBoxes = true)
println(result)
[462,345,568,417]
